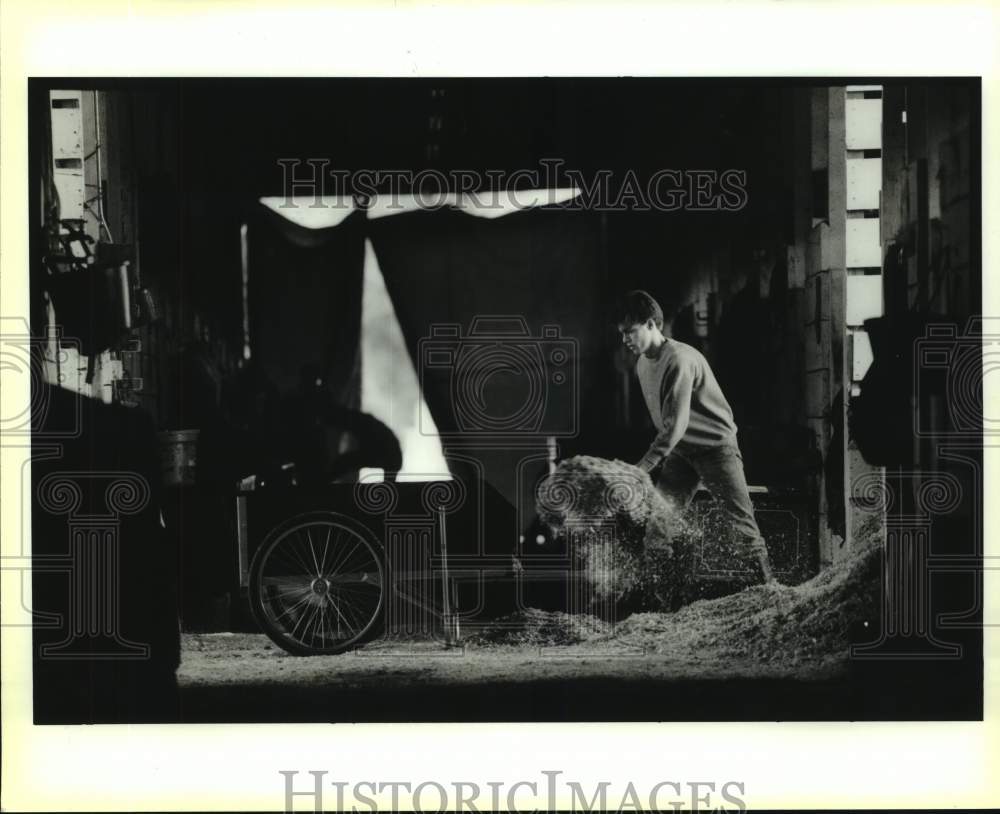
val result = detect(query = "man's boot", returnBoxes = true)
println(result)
[755,550,776,585]
[747,535,777,585]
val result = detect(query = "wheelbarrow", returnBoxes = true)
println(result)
[234,475,520,656]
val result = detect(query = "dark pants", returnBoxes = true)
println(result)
[654,444,769,559]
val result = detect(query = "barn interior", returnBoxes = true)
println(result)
[27,78,982,723]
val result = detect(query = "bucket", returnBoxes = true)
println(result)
[158,429,200,487]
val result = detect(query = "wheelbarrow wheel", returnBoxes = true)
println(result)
[249,511,385,656]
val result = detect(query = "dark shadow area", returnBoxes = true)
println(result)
[177,658,982,723]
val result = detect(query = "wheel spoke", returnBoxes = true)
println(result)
[301,599,325,646]
[328,593,357,637]
[272,591,315,623]
[324,527,343,573]
[267,544,307,577]
[316,596,328,645]
[287,600,313,641]
[266,546,297,575]
[319,525,332,576]
[336,545,371,577]
[328,538,362,578]
[327,571,378,585]
[323,534,350,576]
[327,531,363,576]
[263,580,313,602]
[337,594,360,633]
[285,534,316,575]
[306,527,321,576]
[336,590,368,633]
[253,517,383,653]
[329,542,375,579]
[293,531,318,575]
[335,579,380,597]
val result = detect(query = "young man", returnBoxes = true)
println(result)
[617,289,775,584]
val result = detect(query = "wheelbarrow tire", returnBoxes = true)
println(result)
[249,511,386,656]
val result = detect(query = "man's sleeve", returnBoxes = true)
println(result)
[637,360,694,472]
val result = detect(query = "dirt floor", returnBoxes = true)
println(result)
[179,622,848,691]
[176,546,876,722]
[174,507,980,723]
[177,627,854,722]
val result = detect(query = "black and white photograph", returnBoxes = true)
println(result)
[20,75,983,725]
[2,3,998,812]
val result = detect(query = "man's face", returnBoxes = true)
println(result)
[619,319,656,355]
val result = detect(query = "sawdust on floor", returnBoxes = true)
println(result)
[467,513,882,665]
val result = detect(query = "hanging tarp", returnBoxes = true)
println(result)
[246,206,366,402]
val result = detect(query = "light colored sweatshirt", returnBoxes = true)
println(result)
[635,338,738,470]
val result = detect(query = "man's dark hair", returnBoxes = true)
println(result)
[616,289,664,329]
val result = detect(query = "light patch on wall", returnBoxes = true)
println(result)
[455,187,581,218]
[366,188,581,220]
[43,299,118,403]
[852,329,874,381]
[846,157,882,210]
[845,97,882,151]
[367,193,458,219]
[360,239,450,482]
[846,218,882,268]
[259,195,355,229]
[846,274,883,326]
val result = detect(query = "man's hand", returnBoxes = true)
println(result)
[636,457,655,475]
